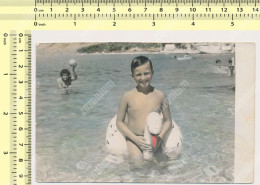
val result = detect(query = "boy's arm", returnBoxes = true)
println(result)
[153,95,172,152]
[57,78,63,88]
[159,95,172,139]
[71,67,77,81]
[116,93,138,142]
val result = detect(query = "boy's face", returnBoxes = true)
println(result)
[62,73,69,81]
[132,62,153,88]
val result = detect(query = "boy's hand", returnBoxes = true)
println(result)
[152,136,162,153]
[134,136,152,151]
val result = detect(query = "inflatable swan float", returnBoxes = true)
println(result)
[106,112,183,160]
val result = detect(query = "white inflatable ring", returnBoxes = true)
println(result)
[106,115,183,159]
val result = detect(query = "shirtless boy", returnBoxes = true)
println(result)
[116,56,172,159]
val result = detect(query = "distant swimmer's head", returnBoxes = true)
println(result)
[146,112,162,135]
[60,69,71,81]
[131,56,154,89]
[228,58,232,65]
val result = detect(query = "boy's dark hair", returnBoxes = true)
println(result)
[60,69,71,77]
[131,56,153,74]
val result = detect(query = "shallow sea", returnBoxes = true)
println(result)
[36,53,235,183]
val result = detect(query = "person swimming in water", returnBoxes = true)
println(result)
[228,57,235,76]
[57,64,77,89]
[116,56,173,160]
[216,59,221,67]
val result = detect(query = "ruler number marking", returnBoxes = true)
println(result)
[190,7,196,12]
[237,8,243,12]
[206,7,211,12]
[221,8,228,12]
[253,7,259,12]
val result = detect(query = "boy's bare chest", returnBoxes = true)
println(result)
[60,79,71,86]
[128,94,162,113]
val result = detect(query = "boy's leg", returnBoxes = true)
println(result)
[126,138,143,159]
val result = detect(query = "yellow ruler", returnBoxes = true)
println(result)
[0,31,31,185]
[1,0,260,29]
[0,1,259,185]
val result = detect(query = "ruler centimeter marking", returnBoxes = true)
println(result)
[0,0,260,28]
[0,1,259,27]
[31,0,260,7]
[25,32,32,185]
[1,13,259,20]
[7,0,249,6]
[4,31,32,185]
[10,31,18,185]
[32,0,260,6]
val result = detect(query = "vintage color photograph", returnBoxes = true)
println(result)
[36,42,236,183]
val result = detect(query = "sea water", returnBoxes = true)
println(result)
[36,53,235,183]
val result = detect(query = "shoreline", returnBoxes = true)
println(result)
[37,43,235,55]
[75,51,233,56]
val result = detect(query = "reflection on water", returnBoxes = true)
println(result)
[36,53,235,183]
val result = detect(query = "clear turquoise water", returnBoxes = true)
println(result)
[36,53,235,183]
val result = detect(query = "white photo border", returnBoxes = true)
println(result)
[32,30,258,185]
